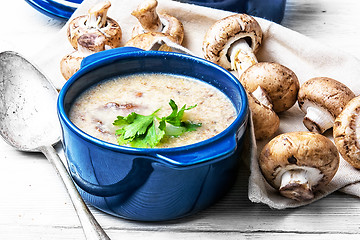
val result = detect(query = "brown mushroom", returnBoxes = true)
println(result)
[67,1,122,50]
[259,132,339,201]
[247,88,280,140]
[298,77,355,134]
[60,33,106,80]
[202,14,262,77]
[239,62,300,113]
[125,32,193,55]
[131,0,184,44]
[333,96,360,169]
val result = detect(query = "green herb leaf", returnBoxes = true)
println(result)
[113,100,201,148]
[164,123,187,137]
[142,118,165,147]
[113,112,136,126]
[165,99,197,126]
[183,121,202,132]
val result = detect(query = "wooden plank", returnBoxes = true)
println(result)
[1,0,360,239]
[2,147,359,236]
[282,0,360,57]
[95,164,360,234]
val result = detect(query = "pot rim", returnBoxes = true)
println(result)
[57,49,248,166]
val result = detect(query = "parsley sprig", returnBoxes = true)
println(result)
[113,99,202,148]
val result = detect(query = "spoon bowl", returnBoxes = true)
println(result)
[0,51,60,151]
[0,51,110,240]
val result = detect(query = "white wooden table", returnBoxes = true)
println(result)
[1,0,360,239]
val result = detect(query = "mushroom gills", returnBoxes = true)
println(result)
[301,101,335,133]
[229,39,258,77]
[276,166,323,201]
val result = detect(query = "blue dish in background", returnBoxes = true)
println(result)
[57,47,249,221]
[24,0,81,20]
[178,0,287,23]
[248,0,286,23]
[25,0,286,23]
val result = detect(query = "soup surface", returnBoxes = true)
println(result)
[69,73,236,148]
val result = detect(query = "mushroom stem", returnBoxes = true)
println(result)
[303,105,334,133]
[87,1,111,29]
[229,39,258,77]
[251,86,272,108]
[279,169,314,201]
[132,0,163,32]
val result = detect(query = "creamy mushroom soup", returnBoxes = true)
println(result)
[69,73,236,148]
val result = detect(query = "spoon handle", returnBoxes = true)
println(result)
[39,145,111,240]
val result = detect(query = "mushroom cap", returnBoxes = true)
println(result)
[239,62,299,113]
[202,14,262,69]
[125,32,177,51]
[60,52,83,81]
[60,33,106,80]
[67,15,122,50]
[333,96,360,169]
[132,13,184,44]
[247,91,279,140]
[259,131,339,191]
[298,77,355,118]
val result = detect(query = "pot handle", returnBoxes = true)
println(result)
[69,158,153,197]
[154,117,248,167]
[80,47,144,68]
[156,134,239,168]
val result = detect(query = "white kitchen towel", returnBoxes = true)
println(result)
[31,0,360,209]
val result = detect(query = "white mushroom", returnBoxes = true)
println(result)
[333,96,360,169]
[60,33,106,80]
[298,77,355,133]
[202,14,262,77]
[259,132,339,201]
[67,1,122,50]
[131,0,184,44]
[247,89,280,140]
[239,62,300,113]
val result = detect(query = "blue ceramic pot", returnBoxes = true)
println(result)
[57,47,249,221]
[25,0,286,23]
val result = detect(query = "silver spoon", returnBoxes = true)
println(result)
[0,51,110,240]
